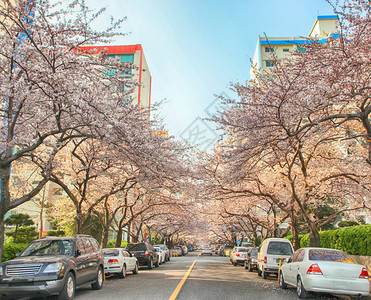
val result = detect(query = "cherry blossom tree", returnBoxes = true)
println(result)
[0,0,143,257]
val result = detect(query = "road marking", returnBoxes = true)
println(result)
[168,254,200,300]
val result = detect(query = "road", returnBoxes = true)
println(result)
[74,251,365,300]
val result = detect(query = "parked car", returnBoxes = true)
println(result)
[0,234,104,300]
[222,245,234,257]
[173,247,183,256]
[218,245,225,256]
[103,248,139,278]
[230,247,249,266]
[201,246,213,256]
[241,243,253,248]
[126,242,159,269]
[181,245,188,255]
[244,247,259,272]
[154,244,170,262]
[257,238,294,279]
[154,246,166,264]
[279,247,370,299]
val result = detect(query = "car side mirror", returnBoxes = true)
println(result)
[75,249,82,257]
[287,258,292,263]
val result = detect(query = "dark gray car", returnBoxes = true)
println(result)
[0,234,104,300]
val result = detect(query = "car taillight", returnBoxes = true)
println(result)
[144,251,150,256]
[307,264,323,275]
[236,253,240,257]
[359,267,369,279]
[107,259,118,263]
[264,256,267,263]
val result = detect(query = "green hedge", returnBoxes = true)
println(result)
[106,239,127,248]
[284,225,371,256]
[2,239,28,262]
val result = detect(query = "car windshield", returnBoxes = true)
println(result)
[103,249,119,256]
[237,247,248,252]
[224,245,233,249]
[21,240,74,257]
[126,243,146,251]
[309,249,356,263]
[154,248,160,252]
[267,242,293,255]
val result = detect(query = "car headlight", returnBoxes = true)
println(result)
[43,263,63,274]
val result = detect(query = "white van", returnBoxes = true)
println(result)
[257,238,294,279]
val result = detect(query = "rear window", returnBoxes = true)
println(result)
[237,247,248,252]
[103,250,119,256]
[250,249,258,256]
[126,243,146,251]
[267,242,293,255]
[309,249,356,263]
[224,245,234,249]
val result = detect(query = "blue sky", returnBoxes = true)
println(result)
[87,0,335,146]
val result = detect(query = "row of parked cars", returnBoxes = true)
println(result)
[229,237,370,299]
[0,235,171,300]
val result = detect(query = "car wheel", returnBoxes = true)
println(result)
[233,261,237,266]
[148,259,153,269]
[118,264,126,278]
[248,263,253,272]
[262,268,268,279]
[257,267,262,277]
[279,272,287,289]
[58,272,75,300]
[297,276,309,299]
[132,263,139,275]
[168,256,170,262]
[91,266,104,290]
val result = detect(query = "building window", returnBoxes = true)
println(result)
[265,61,275,67]
[265,47,274,52]
[283,48,290,52]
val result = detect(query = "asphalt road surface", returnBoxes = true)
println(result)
[73,251,367,300]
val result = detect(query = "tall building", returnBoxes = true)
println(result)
[250,15,339,81]
[79,44,152,109]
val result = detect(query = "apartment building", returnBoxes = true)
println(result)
[250,15,339,81]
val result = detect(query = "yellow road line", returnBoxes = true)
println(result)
[169,254,200,300]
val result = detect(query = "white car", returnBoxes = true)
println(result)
[154,246,166,264]
[155,244,170,261]
[279,247,370,299]
[103,248,139,278]
[201,246,213,255]
[230,247,249,266]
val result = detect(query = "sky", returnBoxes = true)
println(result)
[86,0,335,149]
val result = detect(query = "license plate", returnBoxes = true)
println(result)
[276,258,286,263]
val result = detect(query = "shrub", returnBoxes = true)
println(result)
[5,226,38,244]
[2,239,28,262]
[106,239,128,248]
[46,230,65,237]
[286,225,370,256]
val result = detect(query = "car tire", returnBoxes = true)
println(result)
[257,267,262,277]
[244,261,248,269]
[262,268,268,279]
[148,259,153,270]
[118,264,126,279]
[233,261,237,266]
[279,272,287,289]
[168,256,170,262]
[58,272,75,300]
[248,263,253,272]
[133,263,139,275]
[297,276,309,299]
[91,266,104,290]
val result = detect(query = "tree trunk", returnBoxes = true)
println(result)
[39,187,46,238]
[115,227,123,247]
[309,225,321,247]
[291,215,300,250]
[0,164,11,260]
[101,226,110,248]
